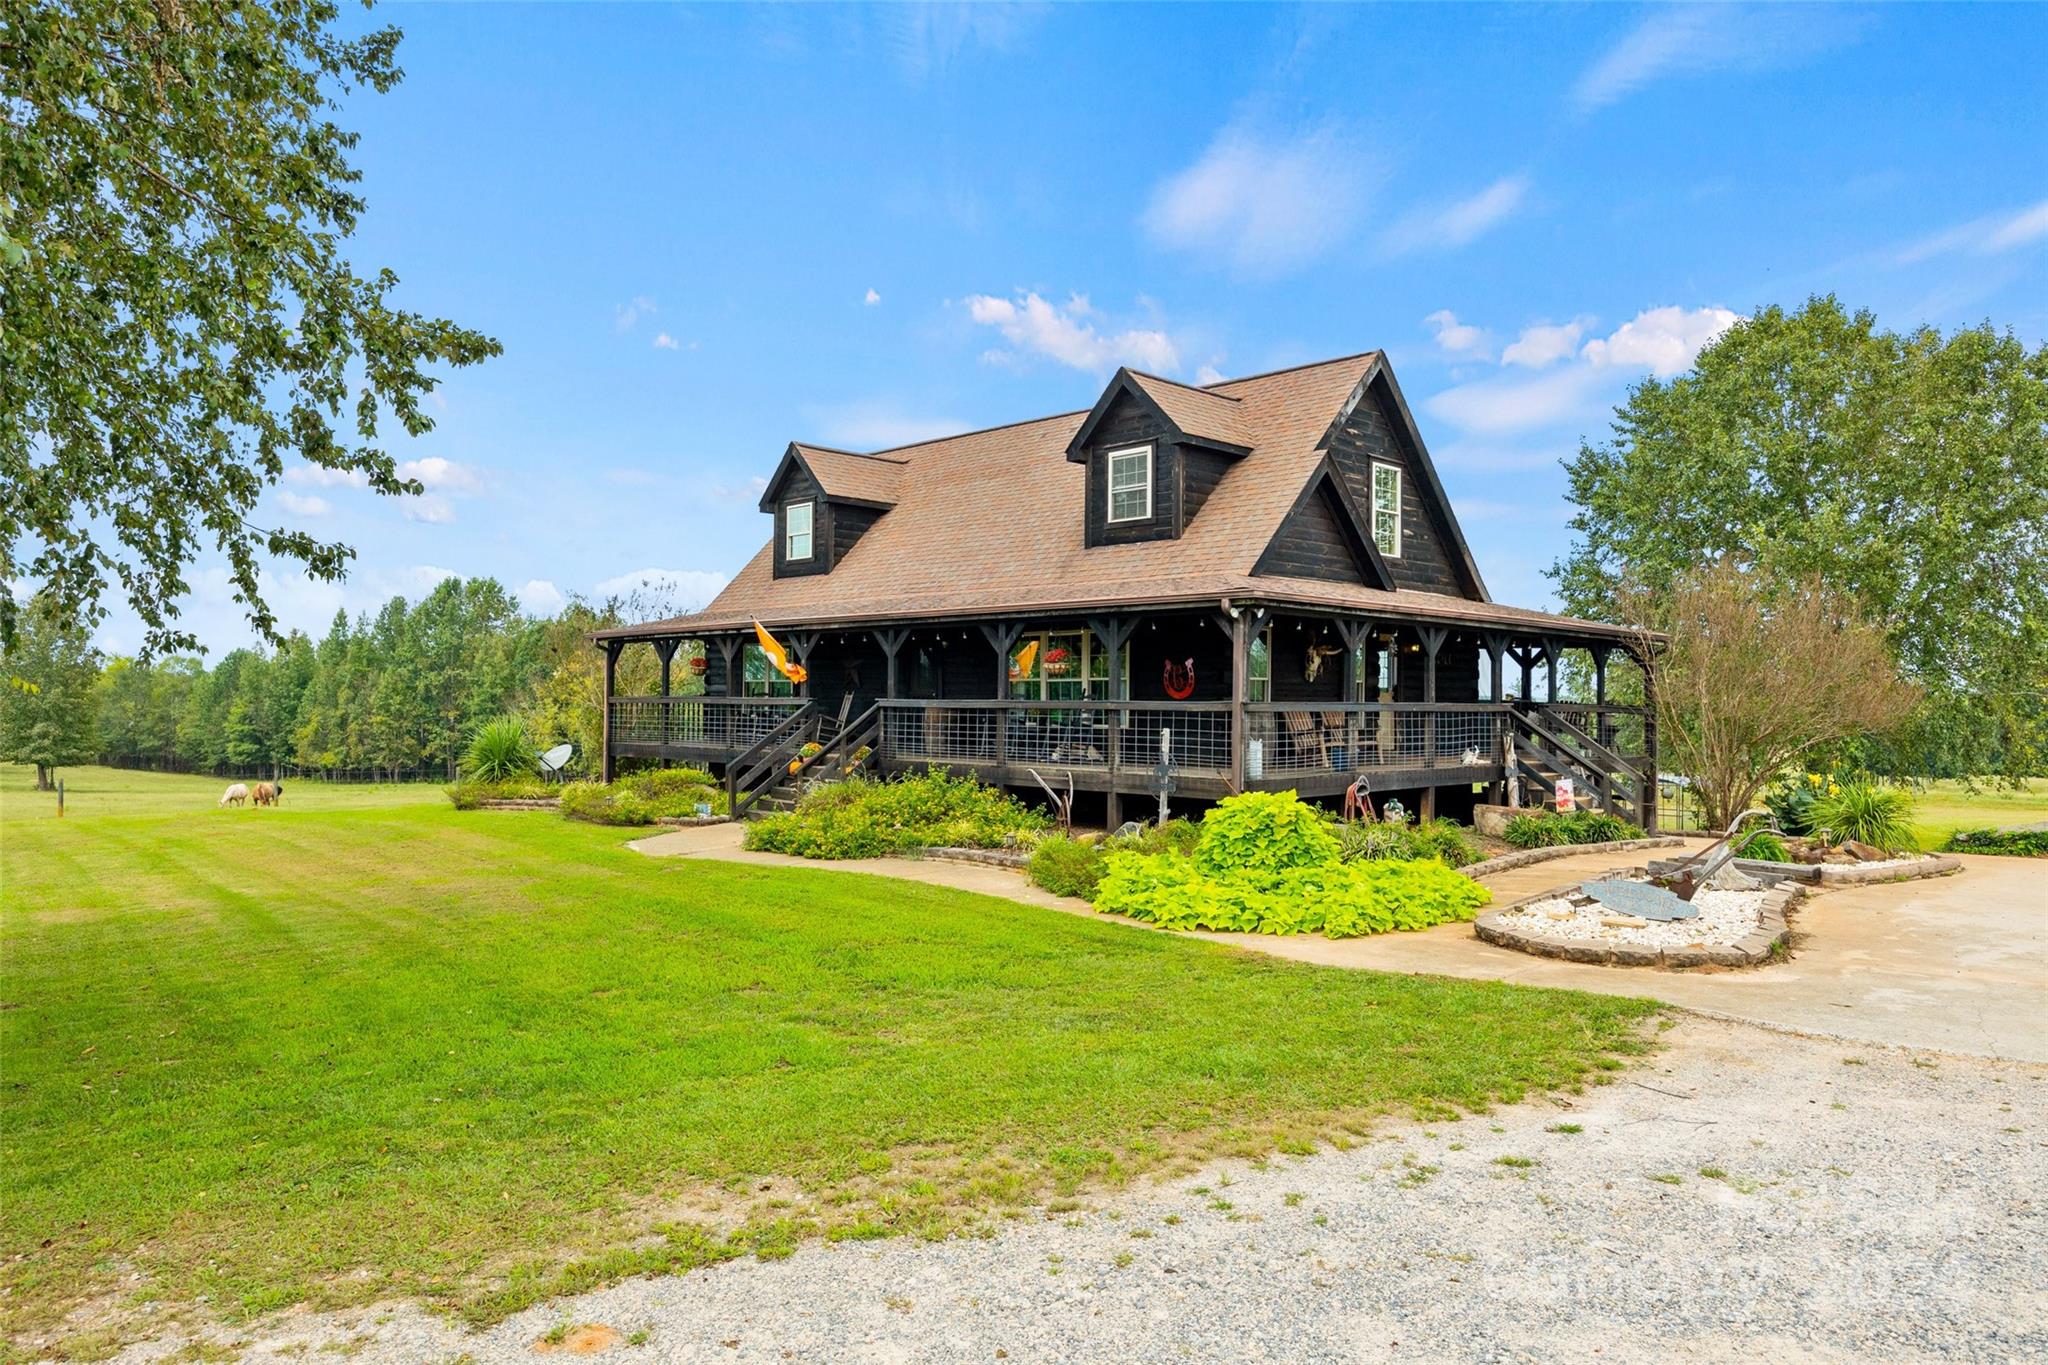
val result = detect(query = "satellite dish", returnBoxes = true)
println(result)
[537,743,574,779]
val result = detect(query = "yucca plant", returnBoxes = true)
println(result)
[1811,781,1917,853]
[464,714,537,783]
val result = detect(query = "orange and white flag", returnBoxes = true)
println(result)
[753,621,809,684]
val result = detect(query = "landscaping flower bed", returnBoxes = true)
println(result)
[741,768,1048,858]
[559,768,727,826]
[1477,869,1797,968]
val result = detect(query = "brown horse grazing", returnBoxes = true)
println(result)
[252,781,284,807]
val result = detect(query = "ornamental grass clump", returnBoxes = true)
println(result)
[1811,781,1917,853]
[1501,809,1643,850]
[464,715,536,783]
[1093,791,1488,939]
[1027,818,1201,902]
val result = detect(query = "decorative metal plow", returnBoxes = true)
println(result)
[1580,878,1697,921]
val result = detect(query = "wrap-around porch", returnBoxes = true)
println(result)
[600,604,1656,827]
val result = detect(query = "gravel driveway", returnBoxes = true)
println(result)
[108,1018,2045,1364]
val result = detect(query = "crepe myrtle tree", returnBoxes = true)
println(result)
[1627,560,1918,832]
[0,0,499,655]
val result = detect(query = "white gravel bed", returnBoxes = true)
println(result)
[91,1020,2048,1365]
[1496,887,1767,947]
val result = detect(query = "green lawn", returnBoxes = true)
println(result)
[1,765,1657,1355]
[1910,777,2048,847]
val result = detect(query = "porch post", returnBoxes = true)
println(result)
[1089,615,1136,812]
[1483,632,1509,704]
[1590,644,1611,746]
[1228,610,1249,792]
[652,638,680,767]
[1638,645,1660,831]
[600,638,623,783]
[1517,645,1535,701]
[979,621,1024,774]
[715,636,741,697]
[1542,635,1563,704]
[1335,618,1373,705]
[875,628,910,699]
[785,632,820,699]
[1418,626,1447,820]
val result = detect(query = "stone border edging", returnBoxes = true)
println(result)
[656,814,731,828]
[473,798,560,811]
[924,846,1031,869]
[1463,836,1686,880]
[1473,865,1800,969]
[1729,853,1962,887]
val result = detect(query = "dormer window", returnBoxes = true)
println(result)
[785,500,814,560]
[1107,444,1153,523]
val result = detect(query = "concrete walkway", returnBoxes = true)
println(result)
[631,824,2048,1063]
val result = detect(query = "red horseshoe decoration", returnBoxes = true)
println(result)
[1162,658,1196,700]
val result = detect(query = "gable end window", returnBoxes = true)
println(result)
[784,500,814,560]
[1106,444,1153,523]
[1370,462,1402,558]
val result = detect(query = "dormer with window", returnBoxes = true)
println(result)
[1065,369,1253,546]
[758,442,906,578]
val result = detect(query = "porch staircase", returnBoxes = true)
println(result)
[1505,703,1648,825]
[727,699,882,819]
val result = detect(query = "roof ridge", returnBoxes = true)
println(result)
[1123,369,1244,402]
[1203,349,1380,392]
[851,349,1382,460]
[793,442,911,465]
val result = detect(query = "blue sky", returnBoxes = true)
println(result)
[118,2,2048,653]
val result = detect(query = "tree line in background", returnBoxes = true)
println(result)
[0,579,695,789]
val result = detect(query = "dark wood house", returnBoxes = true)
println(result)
[596,351,1657,825]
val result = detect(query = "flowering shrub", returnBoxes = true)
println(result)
[743,768,1047,858]
[1762,772,1840,836]
[1091,791,1488,938]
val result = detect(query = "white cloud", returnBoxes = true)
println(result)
[1572,5,1864,114]
[519,579,566,615]
[282,464,368,489]
[275,491,332,518]
[1501,319,1589,370]
[1424,310,1492,360]
[1580,305,1741,377]
[1142,122,1373,276]
[396,456,486,494]
[864,288,882,306]
[615,295,656,331]
[591,569,730,615]
[1425,366,1611,437]
[651,331,681,350]
[1383,175,1530,256]
[1425,304,1745,435]
[879,2,1043,81]
[402,493,456,524]
[1889,198,2048,266]
[805,398,966,450]
[1194,363,1227,385]
[963,290,1178,374]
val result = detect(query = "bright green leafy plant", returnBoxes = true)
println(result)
[1501,809,1643,850]
[1942,828,2047,857]
[1093,791,1489,938]
[559,768,726,826]
[743,768,1046,858]
[1735,830,1790,862]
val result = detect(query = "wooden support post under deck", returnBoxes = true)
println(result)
[600,638,623,782]
[1418,626,1447,820]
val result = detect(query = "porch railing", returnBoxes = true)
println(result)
[877,699,1234,777]
[608,696,808,750]
[1246,703,1510,781]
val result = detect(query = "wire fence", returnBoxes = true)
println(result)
[95,754,451,785]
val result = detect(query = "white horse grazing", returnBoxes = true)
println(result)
[219,783,250,808]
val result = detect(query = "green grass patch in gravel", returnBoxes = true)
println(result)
[2,765,1658,1355]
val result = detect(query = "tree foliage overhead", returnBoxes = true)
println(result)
[0,0,499,654]
[1553,296,2048,778]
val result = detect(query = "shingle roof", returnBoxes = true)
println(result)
[787,444,906,506]
[599,352,1639,645]
[1123,371,1256,452]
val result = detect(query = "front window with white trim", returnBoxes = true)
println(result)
[784,500,814,560]
[1106,444,1153,523]
[1370,462,1402,558]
